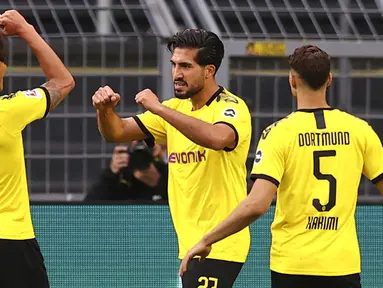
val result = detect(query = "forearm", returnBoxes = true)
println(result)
[202,199,261,246]
[21,25,72,83]
[156,105,220,150]
[97,109,125,142]
[20,25,74,107]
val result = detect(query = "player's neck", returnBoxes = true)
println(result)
[191,82,220,110]
[296,90,330,110]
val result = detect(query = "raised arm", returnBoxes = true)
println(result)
[0,10,75,111]
[93,85,146,142]
[154,105,235,150]
[135,89,237,150]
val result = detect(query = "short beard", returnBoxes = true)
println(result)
[174,86,203,99]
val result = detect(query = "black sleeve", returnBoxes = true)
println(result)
[214,121,239,152]
[133,116,155,148]
[39,86,51,119]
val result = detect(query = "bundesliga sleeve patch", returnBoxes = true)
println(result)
[254,149,263,164]
[222,108,237,118]
[22,89,43,99]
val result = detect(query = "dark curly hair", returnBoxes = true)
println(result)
[167,29,224,75]
[288,45,331,90]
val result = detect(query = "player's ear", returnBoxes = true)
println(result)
[289,71,297,89]
[289,71,298,97]
[205,64,215,79]
[326,72,333,88]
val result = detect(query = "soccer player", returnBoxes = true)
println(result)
[0,10,75,288]
[92,29,252,287]
[179,45,383,288]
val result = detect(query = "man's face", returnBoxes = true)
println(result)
[170,48,206,99]
[0,62,7,92]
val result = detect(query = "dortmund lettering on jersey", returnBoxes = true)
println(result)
[251,108,383,276]
[135,87,252,263]
[0,87,50,240]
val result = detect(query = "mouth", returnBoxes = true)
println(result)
[174,82,187,90]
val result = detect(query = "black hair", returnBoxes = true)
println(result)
[288,45,331,90]
[167,29,224,75]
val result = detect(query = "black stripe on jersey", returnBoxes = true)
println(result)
[372,173,383,184]
[39,86,51,119]
[206,86,224,106]
[313,110,326,129]
[214,121,239,152]
[250,174,280,187]
[297,108,334,112]
[132,116,155,148]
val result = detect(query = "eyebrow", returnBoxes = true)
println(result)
[170,60,193,66]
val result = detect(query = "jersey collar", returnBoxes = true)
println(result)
[296,107,335,113]
[205,86,224,106]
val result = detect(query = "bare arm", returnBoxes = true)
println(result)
[20,26,75,110]
[0,11,74,110]
[155,104,236,150]
[201,179,277,246]
[0,10,75,110]
[93,86,146,142]
[179,179,277,275]
[97,109,146,142]
[135,89,236,150]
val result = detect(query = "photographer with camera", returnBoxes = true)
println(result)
[85,141,168,202]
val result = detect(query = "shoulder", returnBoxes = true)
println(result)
[217,88,247,107]
[162,97,185,109]
[260,113,296,140]
[334,109,371,131]
[1,89,46,102]
[214,88,250,118]
[0,91,22,107]
[0,92,17,101]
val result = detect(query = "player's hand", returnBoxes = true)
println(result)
[92,86,120,111]
[135,89,163,114]
[110,145,129,174]
[0,10,31,36]
[179,241,212,276]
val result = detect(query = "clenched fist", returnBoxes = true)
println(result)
[135,89,163,114]
[92,85,120,111]
[0,10,31,36]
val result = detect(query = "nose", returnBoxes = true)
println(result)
[173,66,183,80]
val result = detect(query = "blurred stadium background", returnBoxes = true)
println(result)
[2,0,383,287]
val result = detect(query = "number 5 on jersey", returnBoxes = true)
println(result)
[313,150,337,212]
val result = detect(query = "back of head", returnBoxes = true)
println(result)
[288,45,330,90]
[167,29,224,75]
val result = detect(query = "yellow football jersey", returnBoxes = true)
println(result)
[136,87,252,262]
[0,87,50,240]
[251,108,383,276]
